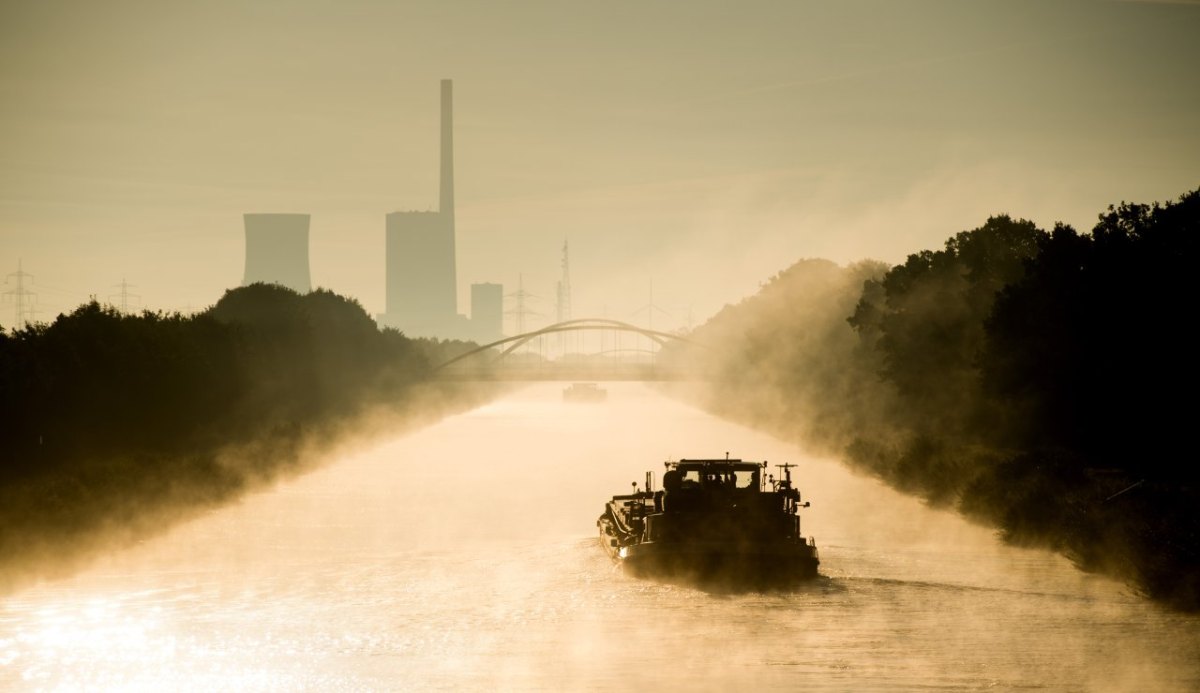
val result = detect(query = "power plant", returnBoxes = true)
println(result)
[242,213,312,293]
[470,282,503,344]
[377,79,478,340]
[239,80,504,342]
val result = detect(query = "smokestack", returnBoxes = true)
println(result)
[440,79,454,218]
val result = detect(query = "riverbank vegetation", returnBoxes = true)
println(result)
[0,283,494,590]
[667,188,1199,609]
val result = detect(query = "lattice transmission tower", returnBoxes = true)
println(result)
[555,240,573,358]
[505,274,540,336]
[555,240,571,324]
[108,278,140,313]
[3,260,38,330]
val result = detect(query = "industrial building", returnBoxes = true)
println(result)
[238,81,503,341]
[242,213,312,293]
[470,282,503,343]
[377,79,481,339]
[383,79,456,334]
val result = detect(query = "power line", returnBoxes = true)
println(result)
[632,279,671,333]
[555,240,573,358]
[108,278,141,313]
[504,273,541,337]
[3,259,38,330]
[555,240,572,323]
[632,279,671,365]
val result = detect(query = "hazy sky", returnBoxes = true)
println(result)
[2,0,1198,331]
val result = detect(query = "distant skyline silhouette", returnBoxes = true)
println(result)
[2,1,1198,327]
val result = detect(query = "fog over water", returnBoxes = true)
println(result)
[3,383,1198,691]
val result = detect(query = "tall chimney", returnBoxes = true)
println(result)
[440,79,454,218]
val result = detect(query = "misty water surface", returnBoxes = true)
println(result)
[2,383,1198,691]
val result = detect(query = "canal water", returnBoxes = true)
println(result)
[2,383,1198,691]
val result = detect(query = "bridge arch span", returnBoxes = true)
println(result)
[429,318,696,373]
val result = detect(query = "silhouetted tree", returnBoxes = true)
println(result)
[0,283,479,589]
[849,215,1046,445]
[676,188,1200,608]
[983,190,1200,481]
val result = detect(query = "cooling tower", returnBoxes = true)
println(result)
[242,213,312,293]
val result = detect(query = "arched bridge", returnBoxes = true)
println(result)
[430,318,703,381]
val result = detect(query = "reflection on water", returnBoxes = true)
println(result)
[2,383,1199,691]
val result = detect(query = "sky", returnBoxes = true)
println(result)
[2,0,1198,333]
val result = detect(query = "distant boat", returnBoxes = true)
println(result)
[597,457,819,586]
[563,382,607,402]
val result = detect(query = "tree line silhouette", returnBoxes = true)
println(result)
[669,188,1199,609]
[0,283,483,587]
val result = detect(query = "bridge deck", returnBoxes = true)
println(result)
[432,365,702,382]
